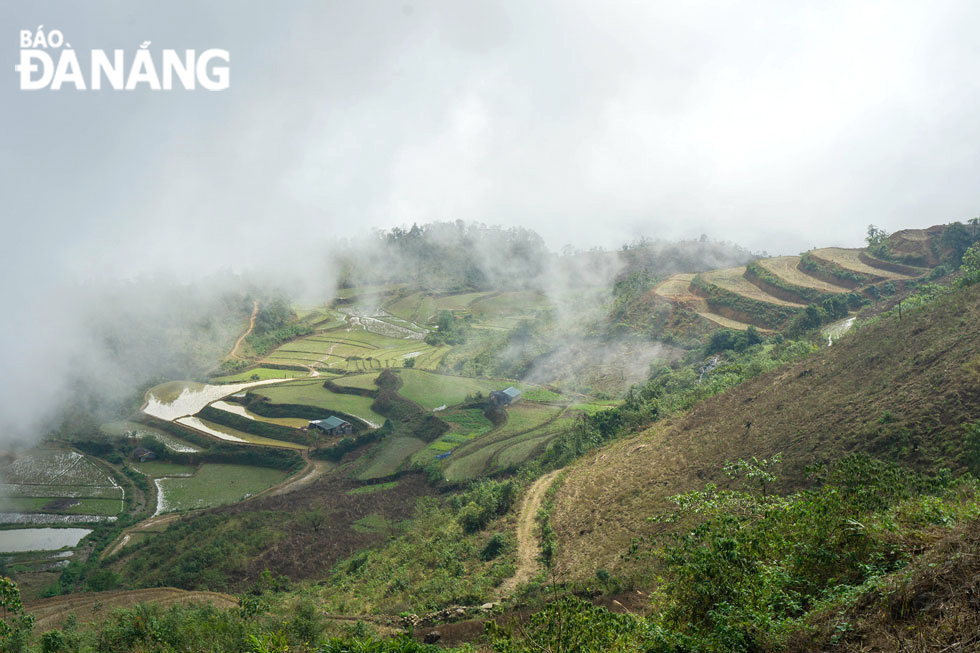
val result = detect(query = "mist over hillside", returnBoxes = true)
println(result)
[0,220,756,448]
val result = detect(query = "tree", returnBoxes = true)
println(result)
[865,224,888,247]
[941,221,973,266]
[959,244,980,286]
[0,577,34,648]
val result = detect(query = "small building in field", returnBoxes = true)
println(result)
[308,416,353,436]
[490,386,522,406]
[132,447,157,463]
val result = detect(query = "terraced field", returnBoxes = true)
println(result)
[153,463,290,514]
[208,400,310,429]
[357,437,427,480]
[263,328,447,372]
[0,449,124,523]
[756,256,852,292]
[701,267,806,307]
[411,408,495,465]
[26,588,238,632]
[210,367,309,383]
[810,247,914,280]
[249,379,385,427]
[331,372,381,390]
[443,403,567,481]
[174,417,308,449]
[385,290,499,324]
[654,274,757,330]
[394,369,559,410]
[468,291,550,317]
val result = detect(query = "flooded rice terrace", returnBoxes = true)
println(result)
[0,527,92,553]
[142,378,295,421]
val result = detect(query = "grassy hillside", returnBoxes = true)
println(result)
[552,281,980,580]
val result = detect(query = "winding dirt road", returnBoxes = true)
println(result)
[499,470,561,597]
[228,300,259,360]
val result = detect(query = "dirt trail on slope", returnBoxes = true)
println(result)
[499,470,561,597]
[229,300,259,360]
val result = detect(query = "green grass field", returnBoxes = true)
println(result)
[251,380,385,427]
[393,369,558,409]
[262,327,441,371]
[357,437,426,480]
[134,462,196,477]
[211,368,309,383]
[155,464,289,513]
[331,372,381,390]
[411,408,495,465]
[469,291,550,317]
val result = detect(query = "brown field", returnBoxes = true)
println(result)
[654,274,756,331]
[26,588,238,631]
[701,267,806,307]
[757,256,851,293]
[811,247,913,280]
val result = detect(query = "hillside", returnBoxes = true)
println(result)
[552,280,980,579]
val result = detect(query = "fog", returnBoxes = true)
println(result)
[3,1,980,443]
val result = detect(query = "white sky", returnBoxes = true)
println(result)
[3,0,979,288]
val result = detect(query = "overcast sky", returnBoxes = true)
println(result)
[4,0,980,284]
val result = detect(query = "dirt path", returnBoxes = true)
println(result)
[102,452,328,559]
[229,300,259,360]
[499,470,561,597]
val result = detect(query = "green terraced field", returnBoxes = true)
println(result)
[211,368,310,383]
[411,408,494,465]
[155,464,289,513]
[357,437,427,480]
[134,462,196,477]
[262,328,442,371]
[469,291,550,317]
[392,369,556,410]
[332,372,381,390]
[251,380,385,427]
[442,405,567,481]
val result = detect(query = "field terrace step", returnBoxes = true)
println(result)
[755,256,852,294]
[809,247,915,282]
[653,274,761,331]
[699,267,807,307]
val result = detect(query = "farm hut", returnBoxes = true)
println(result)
[490,386,522,406]
[132,447,157,463]
[308,416,353,436]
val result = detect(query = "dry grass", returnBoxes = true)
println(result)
[551,283,980,581]
[758,256,852,293]
[701,266,807,307]
[811,247,913,280]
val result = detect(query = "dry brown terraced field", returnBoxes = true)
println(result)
[26,588,238,631]
[701,266,806,307]
[757,256,852,293]
[811,247,914,280]
[654,274,757,331]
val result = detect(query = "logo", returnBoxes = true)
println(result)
[15,26,230,90]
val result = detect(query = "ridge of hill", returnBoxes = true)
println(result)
[551,280,980,579]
